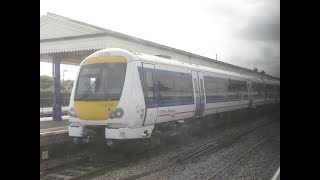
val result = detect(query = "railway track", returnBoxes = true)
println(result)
[205,135,273,180]
[40,155,88,177]
[121,119,275,180]
[40,150,149,180]
[40,118,276,180]
[170,120,273,163]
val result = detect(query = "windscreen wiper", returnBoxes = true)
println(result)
[75,80,97,100]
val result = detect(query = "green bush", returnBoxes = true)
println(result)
[40,90,53,98]
[40,75,54,89]
[40,89,71,98]
[40,75,74,98]
[61,90,71,97]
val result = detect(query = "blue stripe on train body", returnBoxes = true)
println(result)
[137,67,251,108]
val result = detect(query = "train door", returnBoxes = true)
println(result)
[142,63,158,125]
[192,71,206,117]
[198,72,206,115]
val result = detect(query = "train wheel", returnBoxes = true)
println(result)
[182,126,192,144]
[175,124,190,145]
[150,135,161,149]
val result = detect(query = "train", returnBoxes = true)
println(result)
[68,48,280,148]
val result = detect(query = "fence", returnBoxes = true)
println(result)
[40,97,70,112]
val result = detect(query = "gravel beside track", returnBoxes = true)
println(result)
[91,114,279,180]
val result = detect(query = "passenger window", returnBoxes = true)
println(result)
[158,72,193,101]
[145,70,154,99]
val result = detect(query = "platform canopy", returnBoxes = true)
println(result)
[40,12,279,81]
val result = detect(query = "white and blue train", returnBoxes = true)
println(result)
[68,48,280,146]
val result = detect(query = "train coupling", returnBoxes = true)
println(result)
[106,139,115,147]
[141,130,150,137]
[72,136,93,144]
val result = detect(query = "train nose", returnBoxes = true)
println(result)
[74,101,119,120]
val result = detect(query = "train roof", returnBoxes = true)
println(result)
[264,78,280,85]
[136,52,281,85]
[84,48,279,84]
[135,52,265,82]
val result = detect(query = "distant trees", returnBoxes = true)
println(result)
[62,79,74,92]
[40,75,54,89]
[40,75,74,98]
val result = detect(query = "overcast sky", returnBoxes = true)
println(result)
[40,0,280,79]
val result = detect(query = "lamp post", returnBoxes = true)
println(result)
[62,69,68,83]
[62,70,68,84]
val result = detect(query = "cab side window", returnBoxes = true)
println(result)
[144,70,154,100]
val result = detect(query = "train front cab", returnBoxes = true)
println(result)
[68,49,154,142]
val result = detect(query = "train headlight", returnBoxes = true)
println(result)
[115,108,124,118]
[69,107,78,118]
[109,112,117,119]
[108,108,124,119]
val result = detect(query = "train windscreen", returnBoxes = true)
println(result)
[74,63,127,101]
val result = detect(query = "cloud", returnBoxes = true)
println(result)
[233,0,280,43]
[257,46,280,77]
[225,0,280,77]
[225,43,280,77]
[235,15,280,43]
[40,0,280,78]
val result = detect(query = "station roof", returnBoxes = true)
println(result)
[40,12,279,81]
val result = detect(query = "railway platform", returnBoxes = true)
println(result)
[40,106,69,114]
[40,106,69,117]
[40,116,69,129]
[40,116,70,148]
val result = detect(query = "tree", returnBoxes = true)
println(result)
[62,80,74,92]
[253,67,258,72]
[260,70,265,74]
[40,75,54,89]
